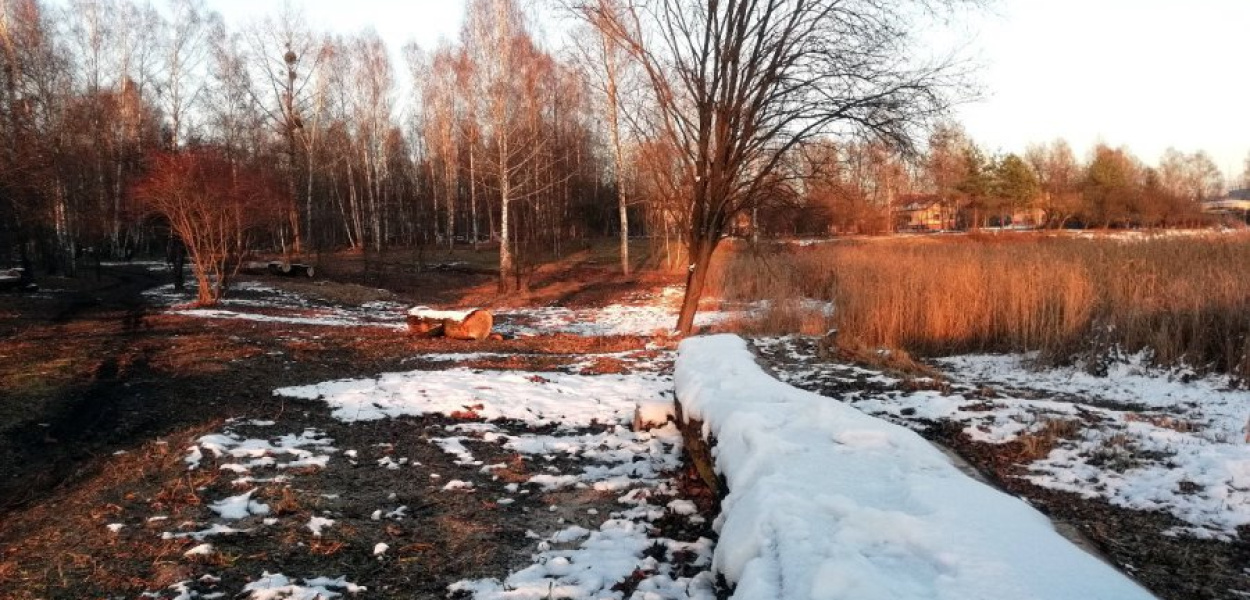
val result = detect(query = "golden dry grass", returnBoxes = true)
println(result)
[713,232,1250,380]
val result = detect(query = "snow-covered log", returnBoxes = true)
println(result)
[674,334,1155,600]
[406,307,493,341]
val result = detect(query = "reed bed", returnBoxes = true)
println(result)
[711,232,1250,380]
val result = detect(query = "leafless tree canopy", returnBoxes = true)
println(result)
[567,0,973,331]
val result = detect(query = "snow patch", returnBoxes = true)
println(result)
[275,369,671,427]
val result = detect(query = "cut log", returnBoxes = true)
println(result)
[443,309,493,341]
[263,261,316,278]
[408,306,479,338]
[287,264,315,278]
[240,261,270,274]
[406,315,445,338]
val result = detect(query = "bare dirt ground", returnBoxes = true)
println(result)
[0,262,714,599]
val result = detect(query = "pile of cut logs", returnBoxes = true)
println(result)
[241,261,315,278]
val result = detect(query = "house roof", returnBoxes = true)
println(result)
[895,194,941,212]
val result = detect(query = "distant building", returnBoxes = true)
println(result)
[894,194,955,231]
[1202,189,1250,219]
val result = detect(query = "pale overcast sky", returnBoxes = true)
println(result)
[203,0,1249,177]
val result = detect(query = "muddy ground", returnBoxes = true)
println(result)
[0,264,712,599]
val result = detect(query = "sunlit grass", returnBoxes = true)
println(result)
[713,232,1250,380]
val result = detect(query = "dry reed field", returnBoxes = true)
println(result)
[712,232,1250,380]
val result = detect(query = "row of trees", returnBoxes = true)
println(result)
[0,0,632,290]
[765,126,1239,237]
[1,0,1242,328]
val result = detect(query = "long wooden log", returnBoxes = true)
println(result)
[673,399,725,502]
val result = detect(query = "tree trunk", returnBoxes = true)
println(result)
[469,146,480,250]
[498,175,512,293]
[676,236,717,335]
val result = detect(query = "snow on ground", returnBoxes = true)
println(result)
[758,336,1250,541]
[678,334,1154,600]
[451,489,717,600]
[145,280,741,335]
[276,358,715,599]
[939,353,1250,539]
[99,260,173,272]
[241,573,365,599]
[148,349,713,599]
[275,369,672,425]
[145,282,410,329]
[166,420,336,543]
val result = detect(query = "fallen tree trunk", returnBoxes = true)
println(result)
[674,334,1155,600]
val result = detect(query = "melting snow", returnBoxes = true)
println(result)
[677,334,1154,600]
[275,369,672,426]
[209,489,270,520]
[762,337,1250,540]
[242,572,364,599]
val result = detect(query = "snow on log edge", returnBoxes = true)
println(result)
[674,334,1155,600]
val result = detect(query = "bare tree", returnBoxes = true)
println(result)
[420,42,461,249]
[347,29,394,251]
[1242,152,1250,191]
[157,0,217,149]
[570,0,635,274]
[240,4,327,255]
[1025,139,1081,228]
[465,0,555,292]
[134,149,281,304]
[1173,149,1223,202]
[570,0,970,332]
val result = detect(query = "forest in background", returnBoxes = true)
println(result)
[0,0,1246,292]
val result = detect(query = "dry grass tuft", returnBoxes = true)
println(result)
[1017,418,1081,462]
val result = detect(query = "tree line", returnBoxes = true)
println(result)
[766,124,1240,238]
[0,0,1241,328]
[0,0,635,290]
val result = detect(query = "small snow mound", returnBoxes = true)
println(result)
[183,543,215,557]
[209,489,270,520]
[306,516,335,537]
